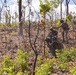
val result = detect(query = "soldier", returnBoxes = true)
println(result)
[45,28,58,57]
[45,28,63,57]
[45,28,58,46]
[59,20,69,43]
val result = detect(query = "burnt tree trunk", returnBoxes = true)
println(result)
[18,0,23,35]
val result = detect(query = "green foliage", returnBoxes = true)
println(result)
[70,66,76,75]
[0,47,76,74]
[0,49,29,75]
[56,47,76,62]
[39,0,50,14]
[56,20,60,26]
[40,3,50,12]
[14,49,28,72]
[36,58,55,75]
[58,63,68,70]
[16,71,28,75]
[39,0,59,14]
[56,47,76,71]
[16,72,23,75]
[0,55,14,75]
[66,14,72,21]
[2,55,14,68]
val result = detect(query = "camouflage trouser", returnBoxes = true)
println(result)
[47,41,63,57]
[50,46,56,57]
[62,30,68,43]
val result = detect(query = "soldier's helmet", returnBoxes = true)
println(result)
[60,20,64,23]
[50,27,56,31]
[50,27,53,31]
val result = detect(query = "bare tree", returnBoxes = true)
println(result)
[0,0,4,22]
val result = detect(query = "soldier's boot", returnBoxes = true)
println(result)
[50,47,57,58]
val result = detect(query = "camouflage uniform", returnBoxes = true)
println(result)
[45,28,58,57]
[45,28,58,45]
[60,20,69,43]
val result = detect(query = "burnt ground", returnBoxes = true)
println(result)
[0,25,76,61]
[0,24,76,75]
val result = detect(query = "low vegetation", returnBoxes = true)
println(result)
[0,47,76,75]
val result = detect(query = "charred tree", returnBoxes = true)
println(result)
[18,0,23,36]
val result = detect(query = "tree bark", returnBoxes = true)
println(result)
[66,0,70,16]
[18,0,23,36]
[60,0,62,19]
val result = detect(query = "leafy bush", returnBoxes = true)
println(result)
[56,20,60,26]
[14,49,28,72]
[56,47,76,71]
[0,49,29,75]
[56,47,76,62]
[0,47,76,75]
[36,58,55,75]
[0,55,14,75]
[66,14,72,21]
[70,66,76,75]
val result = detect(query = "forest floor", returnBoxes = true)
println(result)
[0,25,76,59]
[0,25,76,75]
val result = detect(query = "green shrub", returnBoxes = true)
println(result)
[0,55,14,75]
[56,47,76,71]
[0,47,76,75]
[70,66,76,75]
[66,14,72,21]
[0,49,29,75]
[56,47,76,62]
[56,20,60,26]
[36,58,55,75]
[14,49,28,72]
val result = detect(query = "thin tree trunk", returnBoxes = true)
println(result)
[28,4,40,75]
[60,0,62,19]
[33,54,38,75]
[43,12,46,55]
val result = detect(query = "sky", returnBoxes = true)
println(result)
[0,0,76,20]
[0,0,76,10]
[63,0,75,5]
